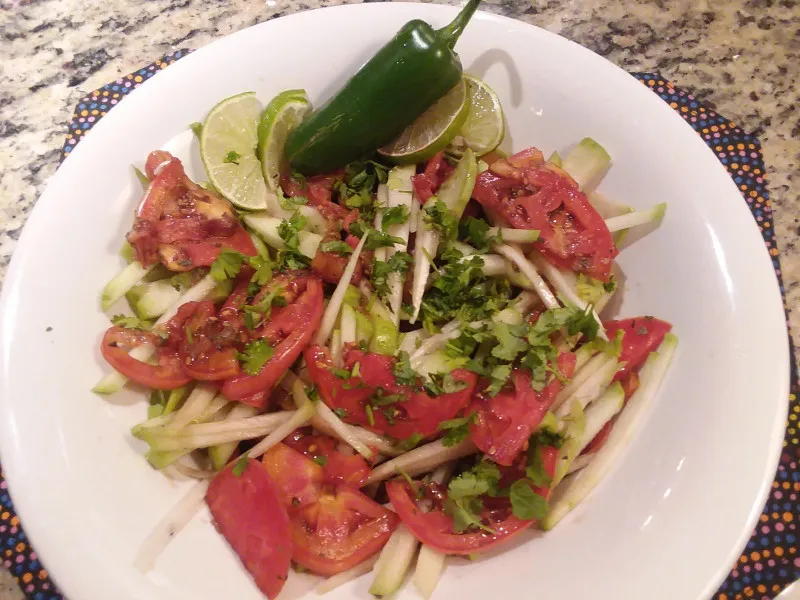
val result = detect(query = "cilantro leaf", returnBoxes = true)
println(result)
[448,461,501,500]
[381,205,409,231]
[490,322,528,361]
[248,255,274,286]
[237,339,274,375]
[396,432,424,452]
[313,455,327,466]
[111,314,152,330]
[392,351,418,387]
[320,241,354,255]
[333,161,389,220]
[438,412,476,447]
[423,198,459,239]
[458,217,495,252]
[224,150,241,165]
[509,480,548,520]
[210,249,246,282]
[369,387,405,407]
[333,407,348,419]
[350,220,404,250]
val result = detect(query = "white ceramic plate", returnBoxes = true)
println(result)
[0,4,788,600]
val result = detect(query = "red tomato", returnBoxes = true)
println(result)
[262,442,397,576]
[100,326,191,390]
[177,301,241,381]
[222,274,324,404]
[206,460,292,600]
[290,485,398,575]
[471,147,618,281]
[281,172,350,222]
[385,447,557,555]
[285,429,371,487]
[129,151,256,270]
[605,317,672,380]
[305,345,478,440]
[470,353,575,466]
[310,245,363,285]
[262,442,324,509]
[411,151,455,203]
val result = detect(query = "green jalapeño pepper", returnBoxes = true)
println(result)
[285,0,482,175]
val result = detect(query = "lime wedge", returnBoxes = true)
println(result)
[200,92,268,211]
[257,90,312,194]
[378,78,468,165]
[459,75,505,156]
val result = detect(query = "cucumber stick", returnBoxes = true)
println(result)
[561,137,611,193]
[208,403,259,470]
[544,334,678,530]
[101,261,155,311]
[126,279,181,320]
[369,524,419,598]
[370,302,398,355]
[243,213,322,258]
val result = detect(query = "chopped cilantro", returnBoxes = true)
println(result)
[306,385,321,403]
[423,198,459,239]
[444,460,502,533]
[333,161,389,220]
[232,454,249,477]
[365,404,375,427]
[490,322,529,361]
[458,216,495,252]
[320,241,354,255]
[424,372,469,397]
[111,314,152,330]
[248,255,274,286]
[243,287,287,328]
[371,251,412,299]
[237,339,274,375]
[350,220,404,250]
[369,387,405,407]
[224,150,241,165]
[331,366,352,380]
[313,455,328,466]
[333,407,349,419]
[509,480,548,520]
[277,213,311,270]
[210,249,246,282]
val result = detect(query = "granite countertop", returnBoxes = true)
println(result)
[1,0,798,597]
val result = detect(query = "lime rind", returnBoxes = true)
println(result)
[200,91,269,211]
[378,79,469,165]
[257,90,312,195]
[459,75,505,156]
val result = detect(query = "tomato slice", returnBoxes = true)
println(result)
[470,353,575,466]
[206,460,292,600]
[100,326,191,390]
[281,172,350,222]
[290,484,398,576]
[262,441,396,576]
[411,151,455,203]
[177,301,242,381]
[471,147,618,281]
[285,429,371,487]
[262,442,325,509]
[305,345,478,440]
[129,150,256,270]
[385,447,557,555]
[605,317,672,380]
[222,274,324,403]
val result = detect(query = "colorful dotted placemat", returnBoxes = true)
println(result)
[0,53,796,600]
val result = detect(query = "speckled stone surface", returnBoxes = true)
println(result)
[0,0,798,597]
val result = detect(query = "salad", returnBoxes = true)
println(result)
[93,2,676,598]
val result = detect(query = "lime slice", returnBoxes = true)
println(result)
[257,90,312,194]
[378,78,468,165]
[459,75,505,156]
[200,92,268,211]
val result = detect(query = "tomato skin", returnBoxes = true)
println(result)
[470,353,575,466]
[206,460,292,600]
[290,485,398,576]
[131,151,256,270]
[311,247,363,285]
[100,327,191,390]
[285,429,371,487]
[177,301,242,381]
[304,345,478,440]
[471,147,618,281]
[222,275,324,403]
[411,151,455,203]
[605,317,672,380]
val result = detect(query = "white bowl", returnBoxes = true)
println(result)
[0,4,788,600]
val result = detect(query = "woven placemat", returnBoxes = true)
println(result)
[1,49,796,600]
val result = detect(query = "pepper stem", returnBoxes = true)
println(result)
[437,0,482,48]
